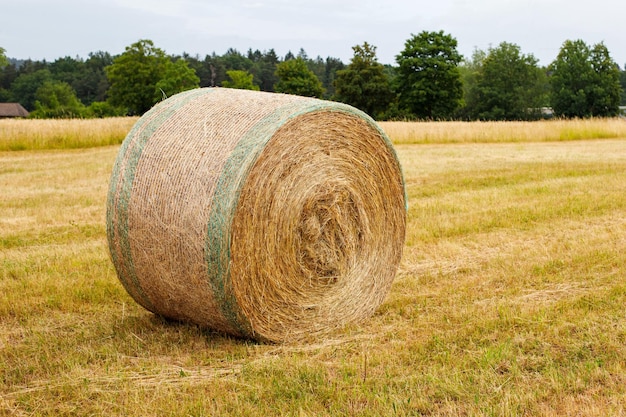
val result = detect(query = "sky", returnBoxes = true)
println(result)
[1,0,625,68]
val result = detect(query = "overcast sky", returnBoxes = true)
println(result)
[2,0,625,68]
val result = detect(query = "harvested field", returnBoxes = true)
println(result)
[1,120,626,415]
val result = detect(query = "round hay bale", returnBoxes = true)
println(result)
[106,88,406,343]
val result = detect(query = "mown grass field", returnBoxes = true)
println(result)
[1,118,626,416]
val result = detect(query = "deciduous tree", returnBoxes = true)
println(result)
[588,43,622,116]
[154,58,200,101]
[221,69,259,90]
[334,42,392,118]
[395,31,463,119]
[105,40,169,115]
[30,80,86,118]
[466,42,547,120]
[9,69,53,110]
[106,40,199,115]
[549,39,622,118]
[274,58,324,98]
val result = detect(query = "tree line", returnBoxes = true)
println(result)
[1,32,625,121]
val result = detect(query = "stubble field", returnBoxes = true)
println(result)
[1,118,626,416]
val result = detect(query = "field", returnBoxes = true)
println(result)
[0,118,137,151]
[2,118,626,416]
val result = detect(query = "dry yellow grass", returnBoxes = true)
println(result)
[2,120,626,416]
[0,117,138,151]
[380,118,626,144]
[2,117,623,152]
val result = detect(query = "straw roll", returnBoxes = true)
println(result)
[106,88,406,343]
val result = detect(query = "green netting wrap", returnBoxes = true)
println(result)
[106,88,406,343]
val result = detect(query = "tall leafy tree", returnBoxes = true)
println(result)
[549,40,591,118]
[221,70,259,90]
[30,80,86,118]
[9,69,53,110]
[274,57,324,98]
[467,42,547,120]
[549,39,622,118]
[106,40,200,115]
[286,50,344,98]
[588,43,622,116]
[395,31,463,119]
[105,39,170,115]
[334,42,392,118]
[154,58,200,101]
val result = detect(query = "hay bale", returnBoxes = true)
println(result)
[106,88,406,343]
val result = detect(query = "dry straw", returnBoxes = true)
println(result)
[106,88,407,343]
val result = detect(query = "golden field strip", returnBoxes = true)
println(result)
[381,118,626,144]
[0,118,137,151]
[1,119,626,415]
[2,117,626,150]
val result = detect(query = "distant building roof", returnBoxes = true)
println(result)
[0,103,29,118]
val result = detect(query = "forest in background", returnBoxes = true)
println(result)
[1,32,625,121]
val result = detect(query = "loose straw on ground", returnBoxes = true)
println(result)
[106,88,407,343]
